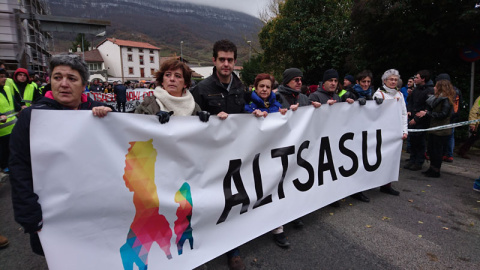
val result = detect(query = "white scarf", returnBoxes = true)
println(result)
[153,86,195,116]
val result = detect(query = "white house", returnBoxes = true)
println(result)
[96,38,161,82]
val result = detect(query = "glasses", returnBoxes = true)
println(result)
[387,78,399,82]
[293,78,302,83]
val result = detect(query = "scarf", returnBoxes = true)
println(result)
[153,86,195,116]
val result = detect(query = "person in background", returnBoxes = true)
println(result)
[415,80,454,177]
[276,68,320,110]
[10,56,113,256]
[113,81,127,113]
[400,77,414,105]
[6,68,41,107]
[457,95,480,159]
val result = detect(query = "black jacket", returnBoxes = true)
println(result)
[309,88,341,104]
[191,67,245,114]
[407,81,435,129]
[276,85,310,108]
[9,95,113,233]
[114,84,127,102]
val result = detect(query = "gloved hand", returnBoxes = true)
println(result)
[155,111,173,124]
[358,98,366,106]
[374,97,383,105]
[197,111,210,122]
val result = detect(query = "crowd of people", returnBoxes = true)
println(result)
[1,39,480,270]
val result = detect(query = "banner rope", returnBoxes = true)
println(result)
[408,119,480,132]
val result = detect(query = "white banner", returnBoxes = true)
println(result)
[87,88,154,112]
[31,100,403,270]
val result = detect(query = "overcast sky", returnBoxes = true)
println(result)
[175,0,270,18]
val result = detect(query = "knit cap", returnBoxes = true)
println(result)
[282,68,303,86]
[323,69,339,82]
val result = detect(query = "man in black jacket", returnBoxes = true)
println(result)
[404,70,434,171]
[191,39,245,120]
[191,39,245,270]
[114,81,127,112]
[9,56,113,256]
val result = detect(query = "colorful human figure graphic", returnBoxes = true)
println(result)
[174,182,194,255]
[120,140,172,270]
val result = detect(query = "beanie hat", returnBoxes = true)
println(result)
[436,73,451,82]
[13,68,30,83]
[323,69,339,82]
[344,74,355,84]
[282,68,303,86]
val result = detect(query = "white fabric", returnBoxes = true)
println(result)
[373,86,408,135]
[153,86,195,116]
[30,101,403,270]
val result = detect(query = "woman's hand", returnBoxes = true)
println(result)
[327,100,337,105]
[92,106,112,118]
[346,98,354,104]
[253,109,267,118]
[402,133,408,140]
[279,108,288,115]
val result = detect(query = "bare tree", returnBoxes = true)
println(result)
[258,0,284,23]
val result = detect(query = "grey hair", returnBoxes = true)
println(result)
[49,55,89,85]
[381,69,400,82]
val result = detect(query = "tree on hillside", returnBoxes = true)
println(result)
[259,0,284,23]
[70,33,91,53]
[351,0,480,87]
[240,54,264,86]
[258,0,354,84]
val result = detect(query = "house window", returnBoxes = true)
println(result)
[150,50,154,54]
[127,48,132,52]
[128,54,132,62]
[150,56,154,63]
[139,55,144,65]
[150,68,155,75]
[128,67,134,75]
[88,63,100,71]
[139,49,143,53]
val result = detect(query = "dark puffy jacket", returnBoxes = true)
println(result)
[244,91,283,113]
[114,84,127,103]
[191,67,245,114]
[9,94,113,233]
[407,81,435,129]
[425,95,453,136]
[276,85,310,108]
[309,88,341,104]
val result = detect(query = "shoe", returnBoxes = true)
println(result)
[0,235,9,249]
[410,164,422,171]
[292,218,304,229]
[403,163,414,169]
[380,186,400,196]
[329,201,340,208]
[228,255,246,270]
[422,168,433,175]
[474,183,480,192]
[425,170,440,178]
[425,153,430,160]
[351,192,370,202]
[273,232,290,248]
[445,157,453,163]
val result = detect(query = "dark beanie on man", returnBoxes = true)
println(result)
[323,69,339,82]
[344,74,355,84]
[282,68,303,86]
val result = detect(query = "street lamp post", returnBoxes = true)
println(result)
[180,41,183,62]
[247,40,252,60]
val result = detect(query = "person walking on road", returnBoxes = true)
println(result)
[114,81,127,112]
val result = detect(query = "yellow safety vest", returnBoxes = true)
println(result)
[6,78,37,106]
[0,85,17,137]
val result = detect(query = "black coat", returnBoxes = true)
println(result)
[407,81,435,129]
[9,96,113,233]
[309,88,341,104]
[114,84,127,102]
[191,67,245,114]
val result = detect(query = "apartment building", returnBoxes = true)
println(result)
[96,38,161,82]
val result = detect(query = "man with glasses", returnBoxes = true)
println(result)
[276,68,318,110]
[192,39,245,120]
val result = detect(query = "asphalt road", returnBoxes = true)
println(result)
[1,149,480,270]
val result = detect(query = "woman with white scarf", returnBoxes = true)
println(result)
[135,59,209,123]
[372,69,408,196]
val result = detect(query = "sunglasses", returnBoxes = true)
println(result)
[293,78,302,83]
